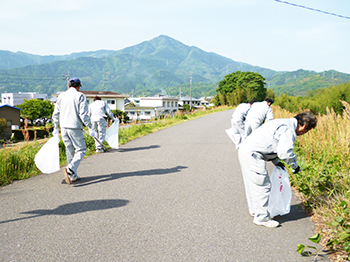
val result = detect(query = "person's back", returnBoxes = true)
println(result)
[55,88,90,129]
[244,99,273,138]
[89,100,109,122]
[52,77,94,184]
[88,96,115,153]
[241,118,297,164]
[231,103,250,128]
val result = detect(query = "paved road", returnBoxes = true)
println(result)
[0,110,329,261]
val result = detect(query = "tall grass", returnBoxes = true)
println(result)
[273,103,350,260]
[0,144,41,185]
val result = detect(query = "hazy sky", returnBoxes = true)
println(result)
[1,0,349,73]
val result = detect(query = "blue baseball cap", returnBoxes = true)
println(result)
[69,77,81,86]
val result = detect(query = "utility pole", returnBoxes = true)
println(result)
[63,71,70,87]
[104,71,110,91]
[189,72,193,110]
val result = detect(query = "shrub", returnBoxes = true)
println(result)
[111,109,130,123]
[0,118,7,134]
[12,127,53,141]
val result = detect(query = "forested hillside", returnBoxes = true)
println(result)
[0,35,349,98]
[0,50,116,70]
[268,69,350,96]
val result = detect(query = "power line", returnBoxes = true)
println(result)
[275,0,350,20]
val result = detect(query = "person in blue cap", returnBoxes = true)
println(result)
[52,77,96,184]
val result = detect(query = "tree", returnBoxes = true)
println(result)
[111,109,129,123]
[17,99,54,124]
[215,71,267,105]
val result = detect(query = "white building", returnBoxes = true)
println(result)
[125,95,180,120]
[125,106,156,121]
[199,97,214,107]
[51,91,129,112]
[179,97,201,108]
[81,91,129,112]
[1,92,48,107]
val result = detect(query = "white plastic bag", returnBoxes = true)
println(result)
[34,136,60,174]
[105,119,119,149]
[225,127,241,148]
[268,166,292,217]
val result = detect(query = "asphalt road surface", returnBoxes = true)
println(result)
[0,110,329,261]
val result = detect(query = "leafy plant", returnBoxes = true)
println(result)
[326,201,350,260]
[297,234,322,258]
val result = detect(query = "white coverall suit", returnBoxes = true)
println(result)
[52,88,92,175]
[230,103,251,148]
[244,101,273,138]
[88,100,116,152]
[238,118,299,223]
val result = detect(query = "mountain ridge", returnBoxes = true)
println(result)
[0,35,349,97]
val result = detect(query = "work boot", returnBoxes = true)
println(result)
[63,167,72,185]
[253,219,279,228]
[69,174,80,182]
[63,167,77,184]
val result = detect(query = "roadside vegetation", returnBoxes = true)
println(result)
[215,71,350,260]
[273,102,350,261]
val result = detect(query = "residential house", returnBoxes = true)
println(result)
[51,91,129,112]
[0,105,21,140]
[125,95,179,120]
[1,92,47,107]
[178,97,201,109]
[81,91,129,111]
[199,97,214,107]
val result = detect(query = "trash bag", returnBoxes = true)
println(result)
[268,166,292,217]
[34,136,60,174]
[225,127,241,148]
[105,119,119,149]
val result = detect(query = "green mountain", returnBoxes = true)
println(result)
[266,69,350,96]
[0,35,349,98]
[0,49,116,70]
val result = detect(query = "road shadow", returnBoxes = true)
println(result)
[274,204,308,224]
[72,165,188,187]
[0,199,129,224]
[116,145,161,152]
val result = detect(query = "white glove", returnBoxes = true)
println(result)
[52,128,59,137]
[88,128,96,138]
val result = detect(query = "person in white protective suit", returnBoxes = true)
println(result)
[52,77,96,184]
[244,98,274,138]
[230,100,256,149]
[238,111,317,228]
[88,96,117,153]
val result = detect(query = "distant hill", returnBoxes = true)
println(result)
[0,50,116,70]
[0,35,349,98]
[267,69,350,96]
